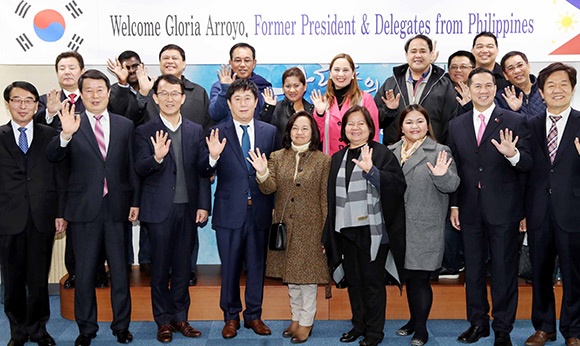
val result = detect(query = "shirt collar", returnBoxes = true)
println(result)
[159,114,182,132]
[547,106,571,120]
[85,109,109,120]
[474,104,496,121]
[11,119,34,133]
[233,118,254,129]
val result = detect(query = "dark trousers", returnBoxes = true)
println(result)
[71,197,131,335]
[65,225,107,277]
[215,205,268,322]
[341,234,389,342]
[461,199,519,333]
[146,203,195,326]
[0,217,54,341]
[442,217,464,271]
[528,203,580,339]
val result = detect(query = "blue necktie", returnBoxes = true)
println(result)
[240,125,251,171]
[18,127,28,153]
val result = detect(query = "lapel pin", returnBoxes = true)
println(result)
[494,118,499,123]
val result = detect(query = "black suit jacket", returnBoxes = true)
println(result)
[448,107,532,225]
[0,122,65,235]
[34,91,86,130]
[525,109,580,232]
[47,111,139,222]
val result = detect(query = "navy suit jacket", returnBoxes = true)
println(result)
[448,106,532,225]
[0,122,65,235]
[200,119,277,230]
[134,115,211,223]
[525,108,580,232]
[47,111,139,222]
[34,91,86,130]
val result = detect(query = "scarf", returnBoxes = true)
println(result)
[291,142,310,180]
[400,136,427,165]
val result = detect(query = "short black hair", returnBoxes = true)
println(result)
[472,31,498,47]
[55,51,84,71]
[4,81,39,102]
[282,111,321,151]
[340,105,376,145]
[537,62,577,91]
[153,74,184,94]
[404,34,433,52]
[448,50,476,68]
[467,67,496,86]
[159,44,185,61]
[500,51,528,71]
[229,42,256,60]
[225,79,259,101]
[78,69,111,92]
[397,104,435,140]
[118,50,141,63]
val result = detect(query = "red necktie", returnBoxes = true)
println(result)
[69,93,77,104]
[94,115,108,196]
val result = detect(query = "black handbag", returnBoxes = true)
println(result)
[268,222,287,251]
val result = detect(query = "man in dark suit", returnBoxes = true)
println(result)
[202,79,277,339]
[524,63,580,346]
[47,70,139,346]
[0,81,67,346]
[133,74,211,343]
[448,67,532,346]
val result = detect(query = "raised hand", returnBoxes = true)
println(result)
[262,87,277,106]
[427,150,453,176]
[107,57,129,85]
[352,145,373,173]
[310,89,327,115]
[206,128,227,160]
[136,65,153,96]
[430,39,440,63]
[58,100,80,140]
[502,85,523,111]
[247,147,268,176]
[217,64,235,84]
[381,89,401,110]
[46,88,63,115]
[491,128,519,158]
[150,130,171,162]
[455,82,471,106]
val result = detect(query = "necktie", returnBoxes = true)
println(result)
[69,93,77,104]
[18,127,28,153]
[94,115,108,196]
[547,115,562,164]
[476,114,487,146]
[240,125,251,171]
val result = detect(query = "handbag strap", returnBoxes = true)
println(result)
[277,151,313,223]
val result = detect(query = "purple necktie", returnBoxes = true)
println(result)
[547,115,562,164]
[476,114,487,146]
[94,115,108,196]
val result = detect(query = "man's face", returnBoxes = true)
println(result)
[539,70,575,113]
[159,49,186,78]
[121,57,142,85]
[503,55,531,89]
[227,89,257,125]
[229,47,256,79]
[472,36,499,69]
[80,78,109,114]
[469,72,497,111]
[405,38,431,75]
[448,56,474,85]
[153,80,185,118]
[5,87,38,127]
[57,57,84,91]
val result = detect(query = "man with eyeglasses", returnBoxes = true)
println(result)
[446,50,476,113]
[133,74,210,343]
[1,81,67,346]
[209,42,272,124]
[496,51,546,117]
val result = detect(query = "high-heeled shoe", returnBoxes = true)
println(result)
[291,324,313,344]
[283,321,299,338]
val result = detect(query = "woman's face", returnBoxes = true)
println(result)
[283,76,306,103]
[290,116,312,146]
[345,111,370,147]
[330,58,354,90]
[401,110,429,144]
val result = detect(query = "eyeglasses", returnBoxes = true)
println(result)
[232,58,254,65]
[449,65,473,71]
[505,62,526,73]
[156,91,183,99]
[9,98,37,106]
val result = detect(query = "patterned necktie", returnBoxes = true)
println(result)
[547,115,562,164]
[69,93,77,104]
[240,125,251,171]
[18,127,28,153]
[94,115,108,196]
[476,114,487,146]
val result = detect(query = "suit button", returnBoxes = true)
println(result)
[291,198,294,202]
[550,169,554,173]
[478,167,483,172]
[547,188,552,194]
[172,187,175,191]
[296,183,301,187]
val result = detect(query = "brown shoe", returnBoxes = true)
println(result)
[525,330,557,346]
[222,320,240,339]
[291,324,313,344]
[171,321,201,338]
[283,321,299,338]
[157,325,173,343]
[244,319,272,335]
[567,337,580,346]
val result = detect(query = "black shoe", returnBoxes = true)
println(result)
[411,336,428,346]
[96,272,109,288]
[359,336,381,346]
[188,272,198,286]
[74,334,95,346]
[7,339,26,346]
[457,325,490,343]
[64,274,76,289]
[113,329,133,344]
[396,326,415,336]
[438,267,460,279]
[340,329,363,343]
[139,263,151,275]
[494,331,512,346]
[31,333,56,346]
